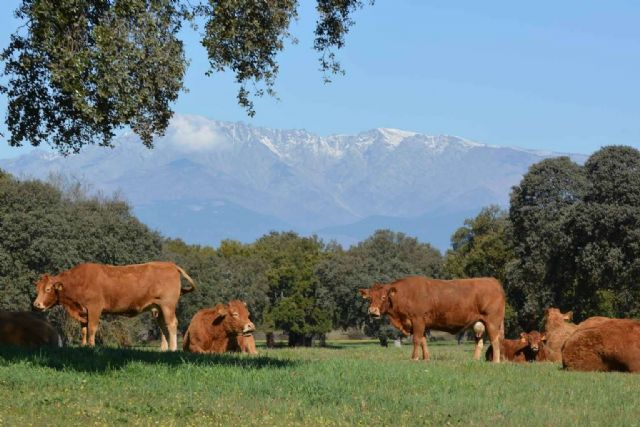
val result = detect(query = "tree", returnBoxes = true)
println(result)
[253,231,330,346]
[562,146,640,319]
[506,157,589,327]
[445,205,513,283]
[1,0,373,153]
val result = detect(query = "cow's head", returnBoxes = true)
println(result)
[359,284,394,319]
[33,274,62,311]
[520,331,546,353]
[213,300,255,336]
[542,307,573,330]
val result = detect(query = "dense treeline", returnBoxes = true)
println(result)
[1,145,639,345]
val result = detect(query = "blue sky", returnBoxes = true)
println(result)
[1,0,639,159]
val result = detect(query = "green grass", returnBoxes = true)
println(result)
[1,341,639,426]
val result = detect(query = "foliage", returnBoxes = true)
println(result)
[507,146,640,326]
[1,0,373,153]
[0,170,162,344]
[2,342,640,426]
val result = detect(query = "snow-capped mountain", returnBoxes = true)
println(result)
[0,114,587,250]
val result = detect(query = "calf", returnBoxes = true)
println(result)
[485,331,547,362]
[359,276,505,362]
[562,318,640,373]
[183,300,257,354]
[0,311,61,348]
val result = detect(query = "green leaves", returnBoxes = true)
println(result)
[1,0,187,154]
[2,0,372,153]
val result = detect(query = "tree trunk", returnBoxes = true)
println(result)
[266,332,275,348]
[288,331,305,347]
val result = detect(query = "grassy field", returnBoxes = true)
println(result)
[1,341,639,426]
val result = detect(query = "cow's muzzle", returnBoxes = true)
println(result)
[33,301,45,311]
[368,307,381,319]
[242,322,255,336]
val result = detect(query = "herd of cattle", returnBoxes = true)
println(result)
[1,261,639,373]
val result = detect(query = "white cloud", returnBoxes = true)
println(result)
[164,114,227,151]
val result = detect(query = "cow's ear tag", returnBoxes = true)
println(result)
[519,332,527,343]
[53,282,63,291]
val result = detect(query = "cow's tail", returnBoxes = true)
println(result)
[500,319,505,340]
[176,265,196,294]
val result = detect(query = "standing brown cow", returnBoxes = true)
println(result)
[32,262,195,351]
[359,276,505,362]
[562,318,640,373]
[541,308,577,362]
[183,300,257,354]
[0,311,62,348]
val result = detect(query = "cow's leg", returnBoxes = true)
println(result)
[160,306,178,351]
[80,324,88,346]
[153,308,170,351]
[86,309,101,347]
[472,321,486,361]
[411,323,429,361]
[486,322,501,363]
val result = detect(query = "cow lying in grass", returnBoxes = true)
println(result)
[183,300,257,354]
[562,318,640,373]
[542,308,577,362]
[0,311,61,348]
[359,276,505,362]
[485,331,548,362]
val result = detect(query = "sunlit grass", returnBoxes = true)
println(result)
[1,341,639,426]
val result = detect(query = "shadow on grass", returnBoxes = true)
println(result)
[0,345,298,373]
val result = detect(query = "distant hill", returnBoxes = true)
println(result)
[0,114,586,251]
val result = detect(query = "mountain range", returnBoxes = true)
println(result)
[0,114,586,251]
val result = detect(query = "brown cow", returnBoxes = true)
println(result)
[0,311,62,348]
[33,261,195,351]
[183,300,257,354]
[562,318,640,373]
[541,308,577,362]
[359,276,505,362]
[485,331,547,362]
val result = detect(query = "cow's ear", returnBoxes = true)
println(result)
[519,332,527,343]
[388,287,397,298]
[53,282,63,291]
[540,334,546,342]
[564,311,573,321]
[358,289,370,299]
[212,307,227,324]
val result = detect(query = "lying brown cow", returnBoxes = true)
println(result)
[562,318,640,373]
[359,276,505,362]
[0,311,62,348]
[33,262,195,351]
[183,300,257,354]
[542,308,577,362]
[485,331,548,362]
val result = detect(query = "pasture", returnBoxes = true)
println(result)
[1,341,639,426]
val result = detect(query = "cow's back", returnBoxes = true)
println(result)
[562,318,640,373]
[390,276,505,333]
[61,262,183,313]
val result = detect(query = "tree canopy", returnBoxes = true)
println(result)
[1,0,373,154]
